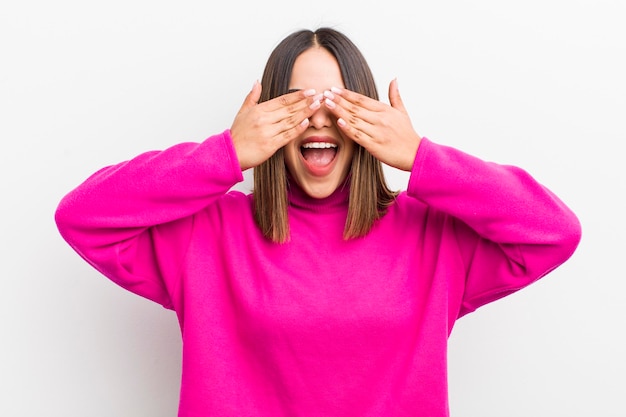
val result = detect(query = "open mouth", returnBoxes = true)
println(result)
[300,142,338,167]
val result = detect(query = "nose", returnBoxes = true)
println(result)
[308,104,333,129]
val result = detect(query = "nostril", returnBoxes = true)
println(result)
[309,109,333,129]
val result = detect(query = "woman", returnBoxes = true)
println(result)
[55,27,581,416]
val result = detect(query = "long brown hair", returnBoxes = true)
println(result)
[254,27,398,243]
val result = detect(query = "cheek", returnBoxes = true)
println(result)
[342,141,356,163]
[283,144,300,173]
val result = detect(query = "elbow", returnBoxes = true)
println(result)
[54,194,75,238]
[534,211,582,278]
[555,210,582,263]
[54,192,85,250]
[518,209,582,282]
[54,196,71,240]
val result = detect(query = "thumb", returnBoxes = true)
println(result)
[388,78,407,114]
[241,80,262,109]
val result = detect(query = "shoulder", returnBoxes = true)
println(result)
[389,190,427,214]
[382,190,452,232]
[210,189,254,215]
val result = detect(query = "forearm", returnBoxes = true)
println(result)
[55,129,243,261]
[408,138,580,248]
[408,138,581,314]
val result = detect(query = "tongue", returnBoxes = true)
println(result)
[302,148,337,167]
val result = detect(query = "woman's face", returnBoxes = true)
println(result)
[284,47,355,199]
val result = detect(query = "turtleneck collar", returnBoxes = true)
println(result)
[287,175,351,213]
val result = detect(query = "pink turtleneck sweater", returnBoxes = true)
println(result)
[55,130,581,416]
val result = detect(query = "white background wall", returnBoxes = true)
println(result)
[2,1,624,416]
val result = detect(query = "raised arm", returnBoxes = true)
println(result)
[324,81,581,316]
[408,138,581,316]
[55,84,323,308]
[55,131,244,307]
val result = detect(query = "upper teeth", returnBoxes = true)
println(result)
[302,142,337,149]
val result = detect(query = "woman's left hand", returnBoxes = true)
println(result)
[323,79,421,172]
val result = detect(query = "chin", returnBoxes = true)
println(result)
[295,174,348,199]
[304,186,337,199]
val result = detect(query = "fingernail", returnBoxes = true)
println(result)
[309,100,321,110]
[324,98,336,109]
[323,90,335,100]
[330,86,342,94]
[303,89,316,97]
[337,118,346,127]
[300,118,310,127]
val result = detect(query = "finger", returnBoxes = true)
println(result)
[263,88,318,112]
[335,115,372,148]
[388,78,407,114]
[267,114,314,150]
[324,88,386,128]
[326,94,373,146]
[269,90,321,126]
[324,89,380,139]
[328,86,382,111]
[255,92,320,150]
[272,96,321,144]
[246,89,319,141]
[256,89,319,132]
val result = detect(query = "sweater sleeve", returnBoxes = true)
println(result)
[55,129,244,309]
[407,138,581,317]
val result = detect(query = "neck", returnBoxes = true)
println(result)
[287,176,350,213]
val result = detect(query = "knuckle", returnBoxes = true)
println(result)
[285,114,298,126]
[348,103,360,114]
[282,128,296,142]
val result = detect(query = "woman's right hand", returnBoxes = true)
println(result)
[230,81,322,171]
